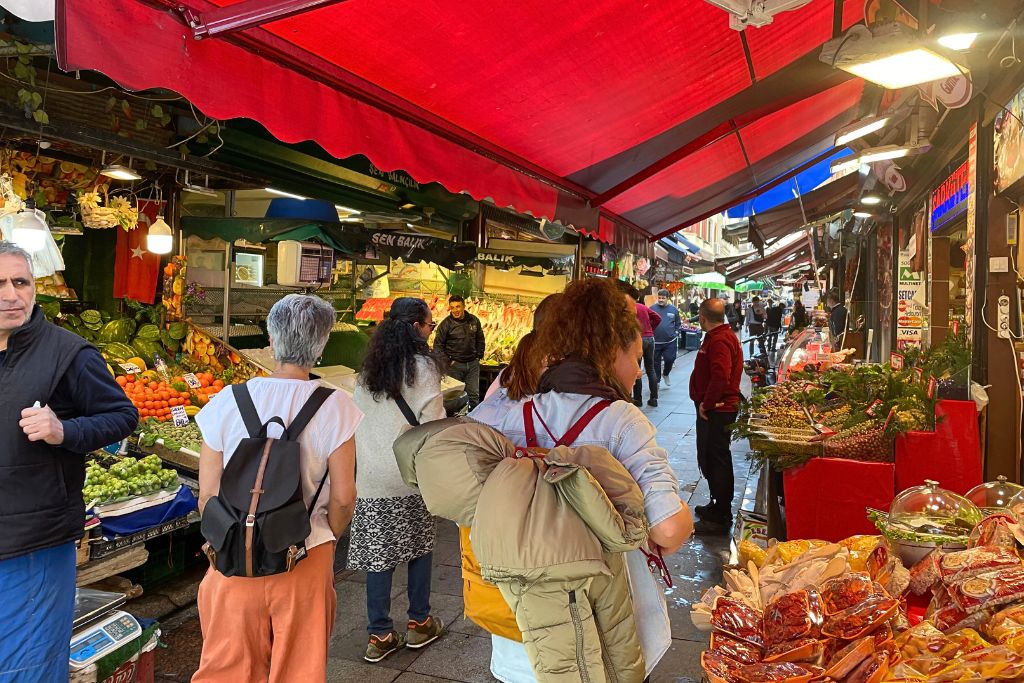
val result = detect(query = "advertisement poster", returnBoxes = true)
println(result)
[897,249,927,348]
[995,84,1024,193]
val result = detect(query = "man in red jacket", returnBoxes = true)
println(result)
[688,298,743,535]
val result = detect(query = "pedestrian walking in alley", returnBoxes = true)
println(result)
[471,278,693,682]
[689,299,744,536]
[744,295,767,356]
[651,288,681,388]
[0,242,138,682]
[765,299,785,354]
[434,294,486,408]
[725,298,741,331]
[349,297,447,663]
[618,282,661,408]
[790,298,809,335]
[193,294,360,683]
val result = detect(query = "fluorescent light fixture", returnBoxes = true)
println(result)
[830,143,928,174]
[146,216,173,254]
[835,116,890,146]
[183,184,217,197]
[861,195,883,205]
[938,32,978,51]
[334,204,361,215]
[100,164,142,181]
[11,208,49,252]
[843,47,964,89]
[266,187,306,200]
[831,157,866,174]
[400,203,416,210]
[853,211,873,218]
[827,25,968,90]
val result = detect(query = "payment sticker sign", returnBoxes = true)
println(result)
[897,250,926,348]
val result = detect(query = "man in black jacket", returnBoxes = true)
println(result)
[765,300,785,354]
[0,242,138,681]
[434,295,486,407]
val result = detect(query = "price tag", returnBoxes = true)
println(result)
[883,406,898,431]
[952,320,960,336]
[889,352,904,370]
[119,362,142,375]
[865,399,883,417]
[182,373,202,389]
[927,377,938,399]
[914,367,924,384]
[171,404,189,427]
[153,354,171,382]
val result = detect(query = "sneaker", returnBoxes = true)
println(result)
[633,400,643,407]
[664,375,671,387]
[406,616,445,650]
[364,631,406,663]
[647,399,658,408]
[694,503,714,519]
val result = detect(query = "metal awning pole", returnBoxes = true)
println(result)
[180,0,350,39]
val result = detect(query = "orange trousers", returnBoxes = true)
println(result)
[192,542,337,683]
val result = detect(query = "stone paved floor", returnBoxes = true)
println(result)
[154,346,755,682]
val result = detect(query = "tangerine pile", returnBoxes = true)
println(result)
[116,374,192,421]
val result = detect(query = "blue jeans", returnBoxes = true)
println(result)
[0,542,76,683]
[366,552,432,636]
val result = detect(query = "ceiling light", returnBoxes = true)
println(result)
[861,195,883,205]
[830,142,929,174]
[266,187,306,200]
[826,25,968,90]
[938,32,978,51]
[835,116,890,146]
[100,164,142,181]
[400,203,416,210]
[11,207,49,253]
[334,204,361,215]
[146,216,173,255]
[853,211,873,218]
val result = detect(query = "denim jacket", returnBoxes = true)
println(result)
[470,391,681,527]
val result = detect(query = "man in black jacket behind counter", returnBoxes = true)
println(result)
[0,242,138,681]
[434,295,486,407]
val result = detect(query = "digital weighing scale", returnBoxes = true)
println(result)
[69,589,142,671]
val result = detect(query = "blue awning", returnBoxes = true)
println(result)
[675,235,701,253]
[726,148,854,219]
[660,236,697,254]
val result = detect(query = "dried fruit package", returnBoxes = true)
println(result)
[702,650,744,683]
[986,604,1024,644]
[821,594,900,640]
[946,566,1024,614]
[867,542,896,585]
[762,590,822,648]
[824,636,875,678]
[710,632,763,666]
[713,597,765,647]
[969,514,1018,549]
[762,637,823,664]
[908,549,942,596]
[958,644,1024,680]
[938,546,1022,584]
[820,572,880,615]
[734,661,815,683]
[846,651,890,683]
[895,621,953,661]
[944,627,992,656]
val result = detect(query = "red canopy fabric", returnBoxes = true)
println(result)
[56,0,867,242]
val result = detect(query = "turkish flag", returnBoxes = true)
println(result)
[113,199,164,303]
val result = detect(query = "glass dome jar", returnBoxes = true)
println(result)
[966,476,1024,515]
[778,314,836,382]
[888,480,983,536]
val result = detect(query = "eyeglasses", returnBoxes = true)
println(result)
[419,321,437,330]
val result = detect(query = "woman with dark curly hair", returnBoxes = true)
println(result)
[348,297,447,663]
[470,278,693,682]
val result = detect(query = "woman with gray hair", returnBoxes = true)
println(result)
[193,294,363,682]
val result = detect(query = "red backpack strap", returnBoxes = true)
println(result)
[523,400,539,448]
[556,399,613,447]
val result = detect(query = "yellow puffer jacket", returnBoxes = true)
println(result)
[459,526,521,641]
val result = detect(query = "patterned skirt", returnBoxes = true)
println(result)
[346,494,435,573]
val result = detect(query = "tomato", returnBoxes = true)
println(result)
[115,376,128,387]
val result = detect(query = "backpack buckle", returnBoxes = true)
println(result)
[245,514,256,527]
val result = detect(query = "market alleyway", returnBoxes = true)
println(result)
[153,348,755,683]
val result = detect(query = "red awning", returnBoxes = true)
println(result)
[56,0,867,241]
[728,234,812,280]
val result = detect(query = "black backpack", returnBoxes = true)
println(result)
[200,384,334,577]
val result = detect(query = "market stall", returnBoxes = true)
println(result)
[696,478,1024,683]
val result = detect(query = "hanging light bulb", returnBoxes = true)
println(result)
[10,206,49,253]
[146,216,173,254]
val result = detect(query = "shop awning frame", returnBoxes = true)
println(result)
[56,0,868,242]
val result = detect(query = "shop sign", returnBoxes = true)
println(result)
[930,160,970,232]
[897,249,926,348]
[473,250,575,270]
[995,84,1024,193]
